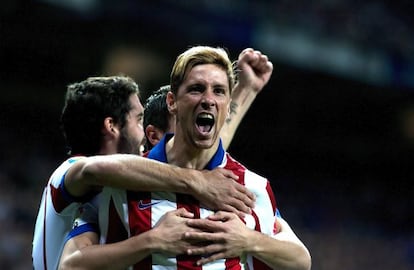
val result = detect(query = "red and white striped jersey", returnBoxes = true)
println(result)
[95,135,279,270]
[32,156,88,270]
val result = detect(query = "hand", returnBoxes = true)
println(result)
[193,168,255,218]
[223,48,273,149]
[235,48,273,95]
[183,211,254,265]
[151,208,201,255]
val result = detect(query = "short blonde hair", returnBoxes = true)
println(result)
[170,46,235,95]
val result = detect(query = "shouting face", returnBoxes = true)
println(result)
[168,64,231,150]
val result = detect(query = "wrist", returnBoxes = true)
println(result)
[185,169,203,196]
[232,84,258,107]
[128,230,159,256]
[179,168,202,195]
[244,230,264,255]
[144,227,165,253]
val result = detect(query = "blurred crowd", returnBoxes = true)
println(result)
[1,0,413,269]
[266,0,414,58]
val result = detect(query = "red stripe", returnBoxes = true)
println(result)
[250,211,272,269]
[50,183,70,213]
[223,155,245,269]
[106,198,128,244]
[176,194,202,270]
[265,182,277,214]
[225,257,242,269]
[226,154,273,269]
[42,188,48,270]
[127,191,152,270]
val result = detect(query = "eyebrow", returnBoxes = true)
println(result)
[136,111,144,119]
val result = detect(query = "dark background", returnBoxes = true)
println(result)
[1,1,413,269]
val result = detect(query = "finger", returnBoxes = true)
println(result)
[218,204,246,219]
[238,50,259,67]
[250,54,271,72]
[221,190,253,215]
[224,197,251,216]
[186,219,223,232]
[196,252,227,266]
[234,184,256,207]
[218,168,239,180]
[184,232,225,245]
[239,48,254,58]
[187,243,223,256]
[258,58,273,74]
[175,208,195,218]
[209,211,236,221]
[256,55,270,70]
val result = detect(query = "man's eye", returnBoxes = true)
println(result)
[214,88,226,95]
[189,85,203,92]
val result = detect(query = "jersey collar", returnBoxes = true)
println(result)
[147,133,225,170]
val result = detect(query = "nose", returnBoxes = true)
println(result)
[201,90,215,109]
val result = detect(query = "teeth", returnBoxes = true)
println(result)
[198,113,213,119]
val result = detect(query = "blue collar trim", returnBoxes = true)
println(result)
[147,133,224,170]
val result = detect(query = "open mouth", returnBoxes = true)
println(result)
[196,113,215,133]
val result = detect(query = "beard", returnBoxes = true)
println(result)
[117,128,143,156]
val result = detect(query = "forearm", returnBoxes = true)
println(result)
[74,154,198,194]
[231,83,258,116]
[246,224,311,270]
[68,155,251,215]
[59,231,156,270]
[222,83,257,149]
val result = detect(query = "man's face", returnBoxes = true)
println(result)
[172,63,230,149]
[118,94,146,155]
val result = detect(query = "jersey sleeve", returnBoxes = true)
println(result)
[65,200,99,242]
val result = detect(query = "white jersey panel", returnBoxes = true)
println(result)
[32,157,85,270]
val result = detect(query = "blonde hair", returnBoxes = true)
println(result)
[170,46,235,94]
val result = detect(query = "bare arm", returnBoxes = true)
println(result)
[65,154,255,216]
[59,208,200,270]
[221,48,273,149]
[185,212,311,270]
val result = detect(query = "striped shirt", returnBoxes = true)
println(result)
[93,134,279,269]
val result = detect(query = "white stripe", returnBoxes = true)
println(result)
[244,170,275,235]
[151,192,178,266]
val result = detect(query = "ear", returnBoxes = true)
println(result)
[166,91,177,114]
[145,124,164,148]
[102,117,118,138]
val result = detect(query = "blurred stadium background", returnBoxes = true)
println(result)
[1,1,413,269]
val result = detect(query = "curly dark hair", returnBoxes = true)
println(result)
[60,76,139,155]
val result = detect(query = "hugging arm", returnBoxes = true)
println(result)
[59,208,200,270]
[65,154,255,216]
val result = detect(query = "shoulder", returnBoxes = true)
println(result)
[225,152,270,185]
[224,152,246,171]
[48,157,84,186]
[225,153,267,179]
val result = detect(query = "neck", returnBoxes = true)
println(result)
[166,136,220,170]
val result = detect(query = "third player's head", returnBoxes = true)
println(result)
[143,85,175,150]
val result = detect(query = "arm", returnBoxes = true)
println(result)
[59,208,200,270]
[65,154,255,216]
[185,212,311,270]
[221,48,273,149]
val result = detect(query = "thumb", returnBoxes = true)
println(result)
[176,207,195,218]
